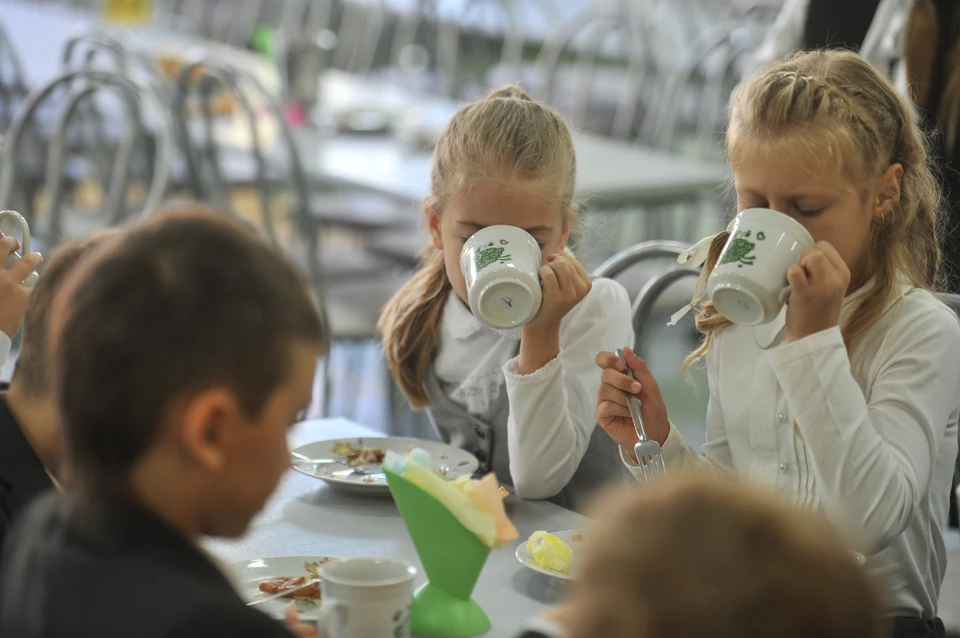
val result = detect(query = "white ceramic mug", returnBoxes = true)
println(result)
[0,210,39,288]
[707,208,815,325]
[460,225,542,330]
[314,557,416,638]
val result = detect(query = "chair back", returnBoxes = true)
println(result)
[534,0,651,139]
[436,0,554,99]
[641,6,775,150]
[593,240,700,353]
[0,69,173,251]
[0,18,28,131]
[175,55,331,352]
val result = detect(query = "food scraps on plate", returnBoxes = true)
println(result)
[256,560,332,603]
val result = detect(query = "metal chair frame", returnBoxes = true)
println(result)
[0,69,173,251]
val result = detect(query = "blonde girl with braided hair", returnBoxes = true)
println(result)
[595,50,960,636]
[379,86,633,510]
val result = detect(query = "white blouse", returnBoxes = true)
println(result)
[435,277,634,499]
[625,279,960,618]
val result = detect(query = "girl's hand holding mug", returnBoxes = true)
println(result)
[784,241,850,343]
[595,347,671,458]
[525,253,592,332]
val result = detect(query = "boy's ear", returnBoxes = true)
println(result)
[425,199,443,251]
[178,389,240,473]
[559,204,578,249]
[875,163,903,218]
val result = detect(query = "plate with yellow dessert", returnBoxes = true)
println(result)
[515,530,584,580]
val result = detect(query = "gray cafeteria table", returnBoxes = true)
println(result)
[204,418,586,638]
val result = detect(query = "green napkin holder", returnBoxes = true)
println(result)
[385,467,492,637]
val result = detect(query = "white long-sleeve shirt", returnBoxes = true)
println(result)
[625,279,960,618]
[434,277,634,500]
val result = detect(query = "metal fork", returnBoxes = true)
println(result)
[615,349,667,483]
[289,451,378,477]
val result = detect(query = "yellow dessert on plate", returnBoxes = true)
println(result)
[526,531,573,573]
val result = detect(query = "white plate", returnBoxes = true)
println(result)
[290,437,479,497]
[231,555,336,619]
[515,529,585,581]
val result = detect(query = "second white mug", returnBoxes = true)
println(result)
[314,557,416,638]
[707,208,815,325]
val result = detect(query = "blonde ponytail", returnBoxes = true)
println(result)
[377,250,451,408]
[682,231,733,373]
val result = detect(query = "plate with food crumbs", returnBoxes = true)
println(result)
[515,529,585,580]
[231,556,336,619]
[290,437,479,497]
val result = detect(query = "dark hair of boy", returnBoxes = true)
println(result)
[0,207,325,638]
[51,208,324,506]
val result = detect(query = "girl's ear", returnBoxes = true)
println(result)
[875,164,904,218]
[559,204,578,249]
[425,199,443,251]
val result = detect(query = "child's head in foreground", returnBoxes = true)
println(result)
[49,206,325,537]
[558,477,884,638]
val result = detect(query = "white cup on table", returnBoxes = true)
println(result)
[707,208,815,326]
[0,210,39,288]
[312,557,416,638]
[460,224,542,330]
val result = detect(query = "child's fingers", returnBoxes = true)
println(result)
[595,351,627,372]
[623,347,657,388]
[0,236,19,259]
[813,241,848,276]
[7,252,41,284]
[568,254,590,280]
[799,249,833,284]
[539,263,560,298]
[600,368,642,394]
[596,398,634,424]
[786,264,808,295]
[549,255,575,294]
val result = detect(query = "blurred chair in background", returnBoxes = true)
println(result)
[0,69,173,253]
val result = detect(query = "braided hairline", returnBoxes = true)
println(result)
[774,70,900,171]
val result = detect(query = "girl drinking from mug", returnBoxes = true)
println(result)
[380,86,633,510]
[595,50,960,637]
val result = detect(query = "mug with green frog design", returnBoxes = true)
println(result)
[707,208,815,326]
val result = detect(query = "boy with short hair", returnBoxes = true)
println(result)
[0,209,325,638]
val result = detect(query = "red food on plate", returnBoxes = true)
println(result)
[258,576,321,600]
